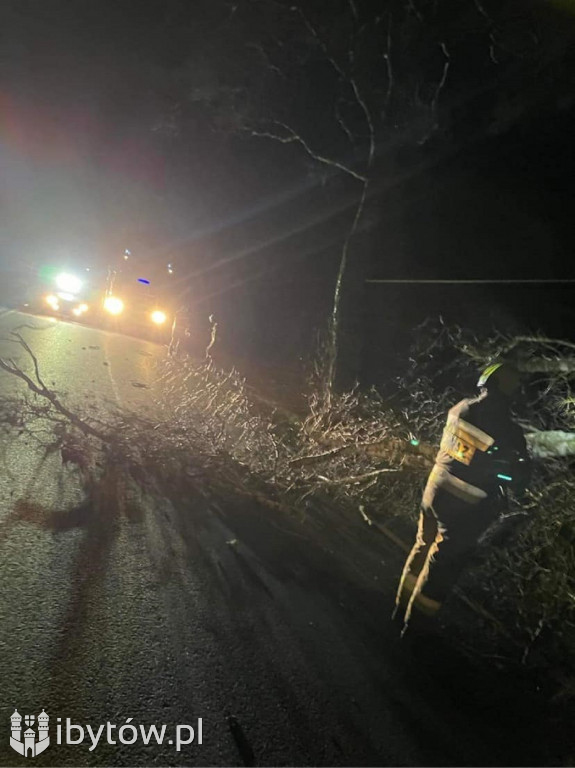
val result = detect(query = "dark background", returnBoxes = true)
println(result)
[1,0,573,386]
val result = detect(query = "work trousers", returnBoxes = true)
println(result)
[396,487,503,621]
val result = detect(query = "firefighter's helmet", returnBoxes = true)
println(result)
[477,361,520,395]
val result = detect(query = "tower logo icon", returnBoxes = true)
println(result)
[10,710,50,758]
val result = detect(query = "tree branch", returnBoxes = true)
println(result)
[407,0,423,23]
[0,333,110,442]
[348,0,358,23]
[384,15,394,113]
[472,0,494,23]
[455,333,575,368]
[291,3,376,175]
[335,99,356,146]
[246,122,367,182]
[245,41,286,78]
[526,430,575,459]
[430,42,451,128]
[316,466,401,485]
[291,4,348,81]
[350,77,376,169]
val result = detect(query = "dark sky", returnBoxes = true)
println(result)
[0,2,216,266]
[1,0,574,370]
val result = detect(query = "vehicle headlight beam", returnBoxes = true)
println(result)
[56,273,83,294]
[151,310,167,325]
[103,296,124,315]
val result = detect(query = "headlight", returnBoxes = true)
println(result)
[103,296,124,315]
[151,310,167,325]
[79,303,89,313]
[45,294,59,310]
[56,273,82,294]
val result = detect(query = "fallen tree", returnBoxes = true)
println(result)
[2,322,575,707]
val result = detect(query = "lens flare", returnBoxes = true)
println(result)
[104,296,124,315]
[56,273,82,294]
[151,310,167,325]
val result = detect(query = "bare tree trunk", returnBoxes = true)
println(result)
[324,180,370,398]
[519,358,575,374]
[527,430,575,458]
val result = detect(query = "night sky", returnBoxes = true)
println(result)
[1,0,574,380]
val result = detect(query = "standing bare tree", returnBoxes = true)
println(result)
[148,0,575,394]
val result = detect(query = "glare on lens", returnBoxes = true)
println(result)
[151,310,167,325]
[104,296,124,315]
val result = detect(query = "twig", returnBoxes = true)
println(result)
[316,466,400,485]
[289,444,353,466]
[383,15,393,112]
[430,42,450,128]
[359,504,373,525]
[452,586,521,645]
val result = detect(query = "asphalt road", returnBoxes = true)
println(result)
[0,309,557,767]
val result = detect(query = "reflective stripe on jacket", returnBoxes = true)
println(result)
[422,389,530,508]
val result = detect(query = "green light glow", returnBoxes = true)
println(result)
[38,265,59,282]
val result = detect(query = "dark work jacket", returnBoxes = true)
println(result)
[422,389,531,510]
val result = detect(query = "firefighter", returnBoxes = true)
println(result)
[394,361,531,630]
